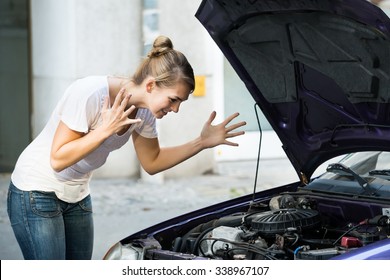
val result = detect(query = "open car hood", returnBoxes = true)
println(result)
[196,0,390,180]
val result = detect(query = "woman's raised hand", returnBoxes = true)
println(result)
[200,111,246,149]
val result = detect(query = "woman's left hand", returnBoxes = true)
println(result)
[200,111,246,149]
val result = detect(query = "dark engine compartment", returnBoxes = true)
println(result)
[146,193,390,260]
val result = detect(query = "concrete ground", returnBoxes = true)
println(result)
[0,158,298,260]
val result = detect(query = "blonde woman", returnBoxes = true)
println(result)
[7,35,246,259]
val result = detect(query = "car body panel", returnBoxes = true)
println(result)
[333,238,390,260]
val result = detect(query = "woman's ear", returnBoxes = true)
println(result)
[146,79,155,93]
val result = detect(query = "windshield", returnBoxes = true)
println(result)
[309,151,390,197]
[321,152,390,181]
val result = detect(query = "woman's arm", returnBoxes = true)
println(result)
[50,121,111,172]
[133,111,246,175]
[50,90,141,172]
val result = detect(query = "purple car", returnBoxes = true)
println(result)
[104,0,390,260]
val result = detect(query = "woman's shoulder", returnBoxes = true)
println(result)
[75,75,108,86]
[65,76,109,95]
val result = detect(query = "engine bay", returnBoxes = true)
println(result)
[145,193,390,260]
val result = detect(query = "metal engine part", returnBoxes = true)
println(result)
[199,226,267,258]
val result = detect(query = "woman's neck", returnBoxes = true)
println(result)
[108,76,147,108]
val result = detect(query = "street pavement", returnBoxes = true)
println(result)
[0,158,298,260]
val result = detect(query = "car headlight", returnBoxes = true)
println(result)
[103,242,143,260]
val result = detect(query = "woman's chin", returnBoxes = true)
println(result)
[155,111,168,119]
[155,113,165,119]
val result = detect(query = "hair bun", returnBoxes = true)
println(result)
[148,35,173,58]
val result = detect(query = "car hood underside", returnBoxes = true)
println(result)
[196,0,390,179]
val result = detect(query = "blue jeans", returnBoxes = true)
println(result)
[7,181,94,260]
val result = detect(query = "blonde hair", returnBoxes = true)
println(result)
[132,36,195,93]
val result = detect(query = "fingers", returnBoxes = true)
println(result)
[206,111,217,125]
[103,89,142,127]
[222,113,246,146]
[124,105,142,124]
[226,121,247,132]
[111,88,132,111]
[207,111,246,129]
[111,88,137,118]
[218,112,246,133]
[223,129,245,146]
[224,140,239,147]
[222,112,240,125]
[119,92,131,111]
[227,129,245,137]
[124,104,137,116]
[207,111,240,125]
[112,88,126,108]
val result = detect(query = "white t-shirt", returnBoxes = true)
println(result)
[11,76,157,203]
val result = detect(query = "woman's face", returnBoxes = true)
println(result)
[148,82,191,119]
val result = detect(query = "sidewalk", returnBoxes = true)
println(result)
[0,158,297,260]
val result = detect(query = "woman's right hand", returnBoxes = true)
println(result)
[100,88,142,136]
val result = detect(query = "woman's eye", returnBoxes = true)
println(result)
[169,98,176,103]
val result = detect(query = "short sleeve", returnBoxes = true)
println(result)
[58,77,105,133]
[135,108,158,138]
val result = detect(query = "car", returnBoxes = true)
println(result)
[103,0,390,260]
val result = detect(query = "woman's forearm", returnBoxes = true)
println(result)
[135,111,246,175]
[51,93,141,172]
[50,125,111,172]
[142,137,205,175]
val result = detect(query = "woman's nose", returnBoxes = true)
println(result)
[171,103,180,113]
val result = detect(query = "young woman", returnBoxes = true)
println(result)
[7,35,246,259]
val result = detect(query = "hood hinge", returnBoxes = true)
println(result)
[299,172,309,185]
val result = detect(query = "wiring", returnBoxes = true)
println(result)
[332,223,363,246]
[192,226,217,255]
[198,237,275,259]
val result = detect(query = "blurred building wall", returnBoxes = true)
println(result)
[0,0,31,172]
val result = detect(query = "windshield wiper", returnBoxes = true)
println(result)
[369,169,390,180]
[326,163,377,196]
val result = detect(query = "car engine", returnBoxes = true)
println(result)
[168,194,390,260]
